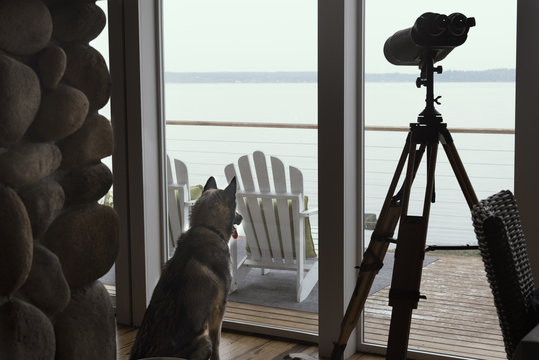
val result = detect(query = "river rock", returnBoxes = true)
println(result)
[30,84,89,142]
[37,44,67,89]
[51,2,106,43]
[18,244,70,317]
[58,162,112,206]
[0,0,52,55]
[0,185,33,297]
[64,44,111,112]
[18,178,65,237]
[0,298,55,359]
[0,54,41,147]
[54,281,116,360]
[60,113,113,168]
[42,204,119,289]
[0,142,62,188]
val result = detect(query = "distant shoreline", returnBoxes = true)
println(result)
[165,69,515,83]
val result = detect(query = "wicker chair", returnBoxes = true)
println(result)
[472,190,537,359]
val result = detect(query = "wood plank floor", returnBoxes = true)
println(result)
[116,254,506,359]
[117,324,382,360]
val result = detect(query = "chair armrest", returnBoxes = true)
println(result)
[168,184,195,206]
[168,183,183,190]
[300,207,318,217]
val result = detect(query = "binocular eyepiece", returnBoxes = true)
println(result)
[384,12,475,66]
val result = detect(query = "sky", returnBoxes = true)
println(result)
[161,0,517,73]
[92,1,517,74]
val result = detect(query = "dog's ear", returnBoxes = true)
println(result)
[224,177,237,199]
[203,176,218,192]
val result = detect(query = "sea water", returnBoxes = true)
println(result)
[164,81,515,247]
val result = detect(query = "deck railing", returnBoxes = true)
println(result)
[166,120,515,134]
[165,120,515,247]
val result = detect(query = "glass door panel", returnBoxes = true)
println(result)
[162,0,318,335]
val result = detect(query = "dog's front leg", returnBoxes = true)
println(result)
[208,300,227,360]
[209,317,223,360]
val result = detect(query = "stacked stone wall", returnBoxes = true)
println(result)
[0,0,118,359]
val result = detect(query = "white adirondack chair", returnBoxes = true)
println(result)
[225,151,318,302]
[166,156,195,249]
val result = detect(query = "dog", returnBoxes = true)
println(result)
[129,176,242,360]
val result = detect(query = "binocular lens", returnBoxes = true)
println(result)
[415,12,447,37]
[448,13,468,36]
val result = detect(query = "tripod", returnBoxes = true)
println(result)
[331,54,479,360]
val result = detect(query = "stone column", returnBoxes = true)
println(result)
[0,0,118,359]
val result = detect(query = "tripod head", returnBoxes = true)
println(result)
[383,12,475,128]
[416,53,443,126]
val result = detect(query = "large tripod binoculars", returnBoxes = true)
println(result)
[331,12,477,360]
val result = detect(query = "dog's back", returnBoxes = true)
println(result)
[129,177,239,360]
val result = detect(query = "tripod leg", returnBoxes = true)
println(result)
[386,142,439,360]
[441,142,478,208]
[331,134,414,360]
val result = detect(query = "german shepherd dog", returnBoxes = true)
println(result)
[129,177,242,360]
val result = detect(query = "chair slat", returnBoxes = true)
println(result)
[271,156,294,262]
[238,156,272,260]
[174,158,190,231]
[167,156,182,244]
[238,155,256,192]
[271,156,288,194]
[290,166,304,195]
[290,166,306,266]
[225,163,262,261]
[254,152,284,262]
[275,197,295,263]
[254,151,270,192]
[224,163,235,185]
[174,158,189,189]
[243,195,272,260]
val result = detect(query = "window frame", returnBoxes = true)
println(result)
[108,0,168,325]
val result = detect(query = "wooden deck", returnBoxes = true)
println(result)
[363,254,505,359]
[223,254,506,359]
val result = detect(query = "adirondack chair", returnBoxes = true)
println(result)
[225,151,318,302]
[166,156,196,250]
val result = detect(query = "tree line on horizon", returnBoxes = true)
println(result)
[165,68,515,83]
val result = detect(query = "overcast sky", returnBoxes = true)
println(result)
[93,1,517,74]
[161,0,516,73]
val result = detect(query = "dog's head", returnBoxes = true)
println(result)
[189,176,242,240]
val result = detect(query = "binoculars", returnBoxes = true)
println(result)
[384,12,476,66]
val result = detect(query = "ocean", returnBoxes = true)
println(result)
[164,81,515,247]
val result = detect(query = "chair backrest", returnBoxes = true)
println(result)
[166,156,191,244]
[225,151,305,265]
[472,190,536,359]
